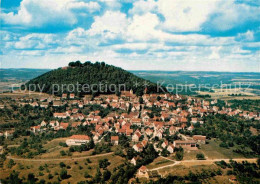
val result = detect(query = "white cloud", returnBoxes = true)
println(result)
[127,13,162,41]
[87,11,128,40]
[53,46,83,54]
[209,46,222,59]
[97,0,121,10]
[68,1,101,13]
[129,0,157,15]
[1,0,100,27]
[206,1,260,31]
[236,30,254,41]
[13,34,56,49]
[157,0,218,31]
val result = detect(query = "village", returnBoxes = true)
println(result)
[0,88,259,181]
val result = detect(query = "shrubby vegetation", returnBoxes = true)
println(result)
[190,114,260,157]
[25,61,166,96]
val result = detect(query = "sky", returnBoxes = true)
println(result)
[0,0,259,72]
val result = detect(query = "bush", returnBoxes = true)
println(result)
[7,159,16,168]
[219,142,229,148]
[39,165,44,171]
[99,159,110,169]
[84,171,91,178]
[48,173,53,179]
[175,151,183,161]
[60,150,66,156]
[196,153,205,160]
[60,168,69,180]
[227,170,233,175]
[59,162,66,168]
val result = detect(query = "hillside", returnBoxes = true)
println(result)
[25,61,165,96]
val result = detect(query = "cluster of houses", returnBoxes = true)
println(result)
[9,91,252,151]
[1,90,259,146]
[1,90,259,179]
[1,90,259,144]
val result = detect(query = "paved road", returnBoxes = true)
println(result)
[6,152,114,162]
[150,157,258,171]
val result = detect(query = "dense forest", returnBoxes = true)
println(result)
[25,61,166,96]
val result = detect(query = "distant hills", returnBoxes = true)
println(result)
[25,61,165,96]
[0,68,50,82]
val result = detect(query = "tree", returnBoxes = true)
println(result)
[157,96,161,101]
[38,165,44,171]
[27,173,37,184]
[139,97,144,104]
[161,148,170,157]
[94,168,102,183]
[196,153,205,160]
[5,171,22,184]
[99,159,110,169]
[60,168,69,180]
[84,171,91,178]
[60,150,66,156]
[175,151,183,161]
[59,162,66,168]
[7,159,16,168]
[103,170,111,181]
[48,173,53,179]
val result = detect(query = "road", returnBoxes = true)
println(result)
[150,157,258,171]
[6,152,114,162]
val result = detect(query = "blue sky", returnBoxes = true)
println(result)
[0,0,259,72]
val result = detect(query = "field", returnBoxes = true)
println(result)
[132,70,260,96]
[199,140,245,159]
[146,157,174,170]
[1,153,124,183]
[1,137,125,183]
[0,69,50,92]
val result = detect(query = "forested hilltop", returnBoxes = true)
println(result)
[25,61,166,96]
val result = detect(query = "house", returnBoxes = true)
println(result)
[53,101,63,107]
[62,93,67,99]
[145,128,153,136]
[30,102,38,107]
[191,118,198,124]
[40,120,47,127]
[132,131,142,142]
[167,144,175,153]
[173,140,197,149]
[155,131,163,139]
[93,133,100,143]
[187,124,194,131]
[4,130,14,139]
[111,136,119,145]
[70,93,75,99]
[66,135,90,146]
[130,156,142,166]
[133,143,143,152]
[131,118,142,126]
[50,121,59,127]
[53,113,67,119]
[30,125,41,133]
[193,135,206,144]
[161,140,168,148]
[60,122,69,130]
[169,126,180,135]
[71,122,81,128]
[137,165,149,178]
[40,102,49,108]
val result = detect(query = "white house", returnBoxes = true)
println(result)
[66,135,90,146]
